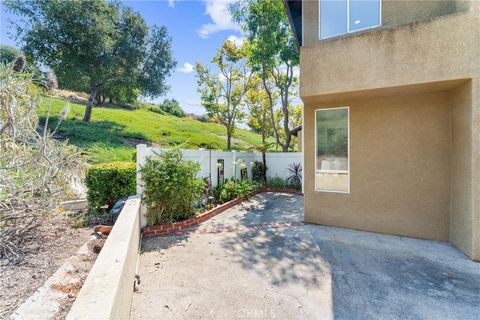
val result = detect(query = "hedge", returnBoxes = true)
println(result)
[85,162,136,210]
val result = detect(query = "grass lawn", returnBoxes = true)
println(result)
[38,96,267,163]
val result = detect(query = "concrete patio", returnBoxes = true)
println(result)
[130,193,480,320]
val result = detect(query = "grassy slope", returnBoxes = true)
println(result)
[38,96,265,163]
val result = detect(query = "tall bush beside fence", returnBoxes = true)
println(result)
[140,149,205,225]
[85,162,136,210]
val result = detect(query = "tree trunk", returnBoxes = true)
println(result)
[261,130,267,185]
[282,131,291,152]
[282,85,291,152]
[83,87,97,122]
[226,130,232,150]
[262,150,267,186]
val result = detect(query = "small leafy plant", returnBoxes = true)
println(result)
[141,149,205,225]
[266,176,289,189]
[212,178,259,204]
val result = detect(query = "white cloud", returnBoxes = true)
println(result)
[226,35,244,47]
[167,0,175,8]
[178,62,194,74]
[198,0,241,38]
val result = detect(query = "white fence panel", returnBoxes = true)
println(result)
[266,152,303,179]
[136,145,303,192]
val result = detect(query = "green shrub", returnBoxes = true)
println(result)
[159,98,185,117]
[140,149,205,225]
[85,162,136,210]
[251,161,267,184]
[266,176,288,189]
[213,179,259,204]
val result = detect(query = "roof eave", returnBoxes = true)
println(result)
[283,0,303,46]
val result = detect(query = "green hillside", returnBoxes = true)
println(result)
[38,96,265,163]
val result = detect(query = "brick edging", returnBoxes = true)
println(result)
[142,188,303,237]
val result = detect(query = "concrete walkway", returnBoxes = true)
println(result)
[131,193,480,320]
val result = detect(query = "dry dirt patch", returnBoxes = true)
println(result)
[0,214,92,319]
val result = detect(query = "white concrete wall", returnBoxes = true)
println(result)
[67,195,141,320]
[136,145,303,193]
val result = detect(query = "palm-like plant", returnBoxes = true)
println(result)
[286,162,302,189]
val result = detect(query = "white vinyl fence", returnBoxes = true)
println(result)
[136,144,303,193]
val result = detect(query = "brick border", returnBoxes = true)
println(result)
[142,188,303,237]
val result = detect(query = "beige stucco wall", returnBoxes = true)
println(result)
[299,1,479,259]
[304,90,452,241]
[303,0,469,46]
[450,81,480,260]
[301,2,479,98]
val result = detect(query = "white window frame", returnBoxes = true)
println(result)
[314,106,350,194]
[319,0,382,40]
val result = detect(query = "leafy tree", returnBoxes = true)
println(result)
[0,45,21,64]
[232,0,300,151]
[159,98,185,117]
[246,75,274,183]
[246,75,274,142]
[195,40,252,150]
[5,0,176,122]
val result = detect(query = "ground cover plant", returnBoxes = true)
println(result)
[266,176,289,189]
[212,178,260,204]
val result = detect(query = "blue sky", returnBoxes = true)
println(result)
[0,0,244,115]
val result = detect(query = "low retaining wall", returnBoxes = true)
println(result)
[60,199,87,211]
[143,188,303,237]
[67,195,141,320]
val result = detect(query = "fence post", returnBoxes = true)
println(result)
[136,144,148,227]
[232,150,237,180]
[136,144,147,194]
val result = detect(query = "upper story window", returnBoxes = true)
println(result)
[320,0,381,39]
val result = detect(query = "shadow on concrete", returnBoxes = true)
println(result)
[141,225,200,253]
[138,192,480,319]
[216,193,331,288]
